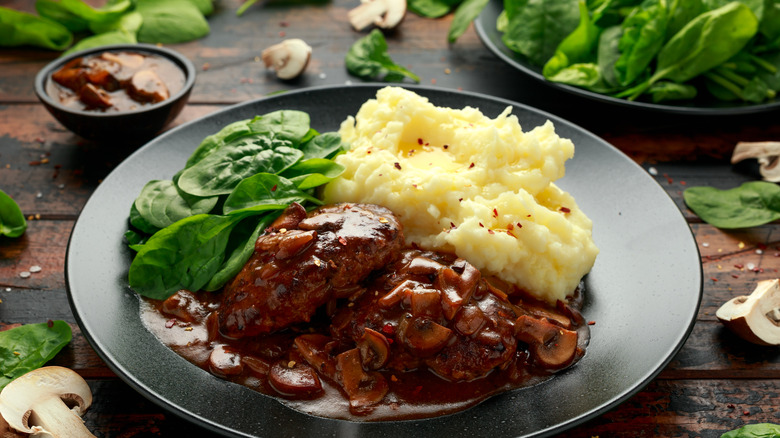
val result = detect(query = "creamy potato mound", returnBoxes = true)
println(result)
[322,87,598,304]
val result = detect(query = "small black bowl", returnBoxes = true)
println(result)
[34,44,196,143]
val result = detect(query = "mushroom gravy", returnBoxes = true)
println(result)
[139,204,589,421]
[46,51,185,112]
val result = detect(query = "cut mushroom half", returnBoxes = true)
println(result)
[717,278,780,346]
[261,39,312,80]
[0,366,95,438]
[348,0,407,31]
[731,141,780,182]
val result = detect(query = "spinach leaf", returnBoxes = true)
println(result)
[248,110,312,145]
[203,214,276,291]
[134,180,218,229]
[501,0,580,66]
[128,214,241,299]
[646,80,697,101]
[665,0,704,41]
[129,202,160,235]
[185,119,256,168]
[721,423,780,438]
[0,189,27,239]
[0,6,72,50]
[409,0,458,17]
[177,134,304,197]
[543,1,601,79]
[135,0,209,44]
[35,0,89,32]
[62,30,136,56]
[88,11,143,35]
[622,2,758,99]
[58,0,131,23]
[124,229,149,249]
[188,0,214,16]
[448,0,491,42]
[346,29,421,83]
[683,181,780,229]
[703,0,763,21]
[0,321,72,390]
[614,0,668,86]
[224,173,320,214]
[282,158,346,190]
[597,25,623,87]
[300,132,345,159]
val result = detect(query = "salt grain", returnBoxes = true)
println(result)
[648,167,658,176]
[29,265,41,273]
[19,272,30,278]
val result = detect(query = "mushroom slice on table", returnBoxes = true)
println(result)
[261,39,312,80]
[731,141,780,182]
[717,279,780,346]
[0,366,95,438]
[348,0,406,30]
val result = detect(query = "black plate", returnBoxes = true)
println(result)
[474,0,780,115]
[66,84,702,437]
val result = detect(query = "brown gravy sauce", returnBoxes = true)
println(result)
[46,51,185,113]
[140,279,588,421]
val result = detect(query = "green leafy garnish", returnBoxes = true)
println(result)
[345,29,420,83]
[0,6,73,50]
[498,0,780,104]
[721,423,780,438]
[0,189,27,239]
[0,321,72,390]
[126,110,348,299]
[683,181,780,229]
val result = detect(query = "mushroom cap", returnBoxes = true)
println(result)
[374,0,406,29]
[347,0,406,30]
[731,142,780,182]
[0,366,93,435]
[716,279,780,346]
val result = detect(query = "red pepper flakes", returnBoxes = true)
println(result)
[711,277,719,282]
[29,160,42,166]
[35,137,45,143]
[506,230,516,238]
[443,145,449,149]
[279,30,286,37]
[417,138,423,145]
[47,319,54,328]
[408,149,415,156]
[492,208,498,218]
[394,162,402,170]
[382,323,395,335]
[559,207,571,213]
[450,222,456,229]
[758,243,768,250]
[468,162,475,169]
[732,274,740,279]
[743,410,750,416]
[279,21,289,27]
[458,198,463,202]
[202,62,211,71]
[478,222,484,228]
[165,319,176,329]
[727,404,735,409]
[517,222,523,228]
[338,236,347,246]
[663,173,673,184]
[735,264,744,269]
[587,321,596,326]
[271,184,277,192]
[488,229,495,235]
[680,181,687,186]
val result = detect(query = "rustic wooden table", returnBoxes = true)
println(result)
[2,0,779,436]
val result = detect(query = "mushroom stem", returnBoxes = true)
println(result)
[717,279,780,346]
[27,395,93,438]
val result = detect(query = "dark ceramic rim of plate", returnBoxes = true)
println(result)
[33,43,196,118]
[474,0,780,116]
[65,84,702,438]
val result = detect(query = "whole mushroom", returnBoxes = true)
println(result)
[717,279,780,346]
[261,39,312,80]
[731,141,780,182]
[348,0,406,30]
[0,366,95,438]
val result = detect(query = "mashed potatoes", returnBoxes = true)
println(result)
[322,87,598,304]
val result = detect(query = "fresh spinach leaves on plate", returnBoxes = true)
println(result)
[126,110,347,300]
[0,321,72,390]
[683,181,780,229]
[0,189,27,239]
[721,423,780,438]
[2,0,212,53]
[496,0,780,104]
